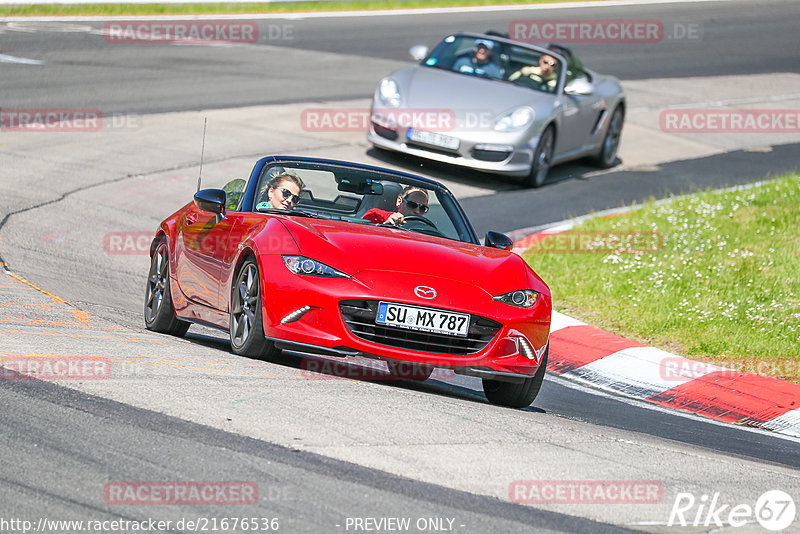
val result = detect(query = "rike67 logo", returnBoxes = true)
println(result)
[669,490,796,530]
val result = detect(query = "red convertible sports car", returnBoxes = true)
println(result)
[145,156,551,407]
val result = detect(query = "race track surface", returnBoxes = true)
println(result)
[1,1,799,532]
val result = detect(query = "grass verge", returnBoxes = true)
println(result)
[523,173,800,383]
[0,0,603,18]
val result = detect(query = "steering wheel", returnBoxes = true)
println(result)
[403,215,437,228]
[402,215,447,238]
[512,73,547,91]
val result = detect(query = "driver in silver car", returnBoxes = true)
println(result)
[362,186,429,226]
[508,53,558,91]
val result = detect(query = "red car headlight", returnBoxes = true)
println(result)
[282,256,350,279]
[492,289,539,308]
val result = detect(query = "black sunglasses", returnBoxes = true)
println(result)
[403,197,429,213]
[541,58,556,67]
[279,188,301,204]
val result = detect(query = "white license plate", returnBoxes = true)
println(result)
[376,302,469,337]
[407,128,460,150]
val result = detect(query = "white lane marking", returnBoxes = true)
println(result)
[629,92,800,113]
[564,346,726,399]
[547,372,800,443]
[510,179,774,242]
[549,311,586,333]
[0,0,736,22]
[6,21,92,32]
[87,27,250,47]
[0,53,43,65]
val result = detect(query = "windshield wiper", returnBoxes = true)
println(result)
[256,208,323,219]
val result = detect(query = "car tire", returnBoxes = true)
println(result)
[229,257,279,359]
[594,106,624,169]
[523,126,554,188]
[482,346,548,408]
[386,361,434,381]
[144,239,190,337]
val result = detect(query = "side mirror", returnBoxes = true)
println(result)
[564,78,594,96]
[409,45,429,62]
[485,231,513,251]
[194,188,226,215]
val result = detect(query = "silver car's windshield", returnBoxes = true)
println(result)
[423,35,563,93]
[249,162,477,244]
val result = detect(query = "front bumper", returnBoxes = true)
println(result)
[259,258,551,378]
[367,120,537,178]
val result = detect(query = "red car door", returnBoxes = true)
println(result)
[174,203,236,310]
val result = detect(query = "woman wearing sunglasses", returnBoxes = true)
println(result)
[362,186,429,227]
[257,171,305,211]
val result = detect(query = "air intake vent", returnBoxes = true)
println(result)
[339,300,501,355]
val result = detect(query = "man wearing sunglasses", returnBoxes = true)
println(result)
[362,186,430,226]
[256,170,305,211]
[453,38,503,79]
[508,53,558,91]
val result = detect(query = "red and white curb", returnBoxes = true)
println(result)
[510,208,800,438]
[546,312,800,437]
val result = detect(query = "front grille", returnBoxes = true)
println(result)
[339,300,502,355]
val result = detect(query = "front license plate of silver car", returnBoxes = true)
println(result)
[376,302,469,337]
[407,128,460,151]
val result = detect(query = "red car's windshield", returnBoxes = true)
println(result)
[239,163,477,244]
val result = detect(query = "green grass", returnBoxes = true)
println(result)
[524,174,800,383]
[0,0,605,17]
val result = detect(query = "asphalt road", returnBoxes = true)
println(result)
[1,375,634,534]
[1,0,798,114]
[1,1,800,532]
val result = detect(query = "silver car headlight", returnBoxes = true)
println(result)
[492,289,539,308]
[493,107,534,132]
[283,256,350,279]
[378,78,401,108]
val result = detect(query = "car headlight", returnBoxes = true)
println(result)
[493,107,534,132]
[378,78,401,108]
[492,289,539,308]
[283,256,350,279]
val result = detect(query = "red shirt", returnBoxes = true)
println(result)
[362,208,395,223]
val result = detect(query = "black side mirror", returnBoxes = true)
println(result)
[194,188,226,215]
[485,231,513,251]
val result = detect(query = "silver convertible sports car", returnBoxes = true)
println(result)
[367,32,625,187]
